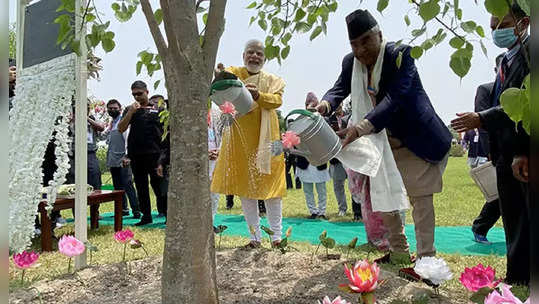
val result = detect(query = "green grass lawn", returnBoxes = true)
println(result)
[13,156,519,301]
[91,156,500,227]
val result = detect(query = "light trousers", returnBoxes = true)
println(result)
[241,197,282,241]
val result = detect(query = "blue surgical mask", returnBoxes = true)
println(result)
[492,27,518,48]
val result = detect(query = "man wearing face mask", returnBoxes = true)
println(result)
[211,39,286,249]
[451,3,529,285]
[119,81,167,226]
[316,9,451,278]
[105,99,140,219]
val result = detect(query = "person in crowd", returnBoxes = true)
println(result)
[296,92,330,220]
[317,9,452,280]
[469,55,504,244]
[118,81,167,226]
[105,99,140,218]
[451,3,529,285]
[208,106,224,226]
[9,58,16,111]
[326,111,349,217]
[225,195,234,209]
[285,141,301,189]
[211,39,286,249]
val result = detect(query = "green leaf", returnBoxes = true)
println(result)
[449,37,465,48]
[348,237,358,249]
[102,38,115,52]
[421,39,434,51]
[442,2,450,17]
[475,25,485,37]
[281,45,291,59]
[516,0,530,16]
[196,5,207,13]
[279,237,288,248]
[325,237,336,249]
[85,13,96,22]
[319,230,327,242]
[295,8,306,21]
[281,32,292,45]
[295,22,311,33]
[310,26,323,40]
[249,16,257,26]
[271,25,281,36]
[136,61,143,75]
[410,46,424,59]
[104,31,115,40]
[484,0,509,19]
[328,2,338,12]
[154,80,161,90]
[246,1,257,9]
[450,48,472,78]
[140,51,153,64]
[500,88,525,122]
[404,15,411,26]
[465,42,474,52]
[377,0,389,13]
[203,13,208,25]
[411,28,426,37]
[302,0,309,7]
[258,19,268,31]
[261,225,274,235]
[265,36,274,46]
[307,13,317,25]
[70,39,81,56]
[154,9,163,25]
[396,51,403,68]
[419,0,441,22]
[461,21,477,33]
[456,8,463,20]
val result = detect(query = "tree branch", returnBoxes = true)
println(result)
[202,0,227,73]
[410,0,466,42]
[159,0,181,56]
[140,0,168,56]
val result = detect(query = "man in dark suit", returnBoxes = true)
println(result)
[470,55,504,244]
[451,3,529,285]
[316,9,452,275]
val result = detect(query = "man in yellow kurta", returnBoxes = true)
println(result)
[211,39,286,248]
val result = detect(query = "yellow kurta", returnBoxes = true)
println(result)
[210,67,286,199]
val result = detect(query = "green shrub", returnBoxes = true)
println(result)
[449,144,465,157]
[96,145,109,173]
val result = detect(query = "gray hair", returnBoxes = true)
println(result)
[370,24,381,34]
[244,39,264,52]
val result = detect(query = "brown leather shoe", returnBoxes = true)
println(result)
[241,241,261,250]
[399,267,421,282]
[374,253,391,264]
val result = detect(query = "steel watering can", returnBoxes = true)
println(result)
[209,79,253,116]
[283,109,342,166]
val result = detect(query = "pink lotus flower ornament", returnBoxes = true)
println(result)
[114,229,135,244]
[281,131,301,149]
[58,235,85,273]
[318,296,351,304]
[485,284,530,304]
[339,260,379,304]
[459,263,501,292]
[12,251,39,285]
[219,101,236,115]
[58,235,86,258]
[12,251,39,269]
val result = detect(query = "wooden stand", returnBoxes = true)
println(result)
[39,190,124,252]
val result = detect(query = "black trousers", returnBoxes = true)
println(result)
[497,164,530,285]
[351,195,362,217]
[130,154,166,220]
[471,199,501,236]
[110,166,140,213]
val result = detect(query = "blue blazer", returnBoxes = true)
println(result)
[322,42,452,163]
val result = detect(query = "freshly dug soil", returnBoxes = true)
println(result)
[10,249,457,304]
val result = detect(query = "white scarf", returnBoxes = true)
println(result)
[336,39,409,213]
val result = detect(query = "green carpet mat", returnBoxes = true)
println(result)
[82,212,507,256]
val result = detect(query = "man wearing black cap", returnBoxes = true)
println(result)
[317,9,452,279]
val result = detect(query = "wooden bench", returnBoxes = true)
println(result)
[38,190,125,252]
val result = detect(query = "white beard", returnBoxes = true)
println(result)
[245,63,263,74]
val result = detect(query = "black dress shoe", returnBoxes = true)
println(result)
[134,218,153,226]
[308,214,318,219]
[122,210,130,216]
[133,212,141,219]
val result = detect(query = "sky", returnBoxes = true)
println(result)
[9,0,502,124]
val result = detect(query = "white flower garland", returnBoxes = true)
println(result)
[9,54,75,253]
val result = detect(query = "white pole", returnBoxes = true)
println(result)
[16,0,27,67]
[74,0,88,270]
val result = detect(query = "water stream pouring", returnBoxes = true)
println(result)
[210,79,253,116]
[285,109,342,166]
